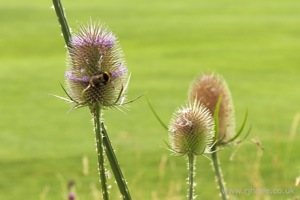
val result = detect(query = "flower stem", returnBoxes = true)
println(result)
[52,0,72,47]
[92,105,109,200]
[211,146,227,200]
[188,153,195,200]
[101,123,132,200]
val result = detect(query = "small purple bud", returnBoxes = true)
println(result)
[68,192,76,200]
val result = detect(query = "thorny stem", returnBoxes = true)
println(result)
[188,154,195,200]
[102,123,132,200]
[53,0,130,199]
[92,105,109,200]
[211,146,228,200]
[52,0,72,47]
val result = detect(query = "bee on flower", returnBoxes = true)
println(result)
[64,21,128,109]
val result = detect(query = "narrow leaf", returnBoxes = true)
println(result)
[213,96,222,142]
[226,109,248,143]
[101,123,132,200]
[146,96,168,130]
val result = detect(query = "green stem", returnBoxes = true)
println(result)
[188,154,195,200]
[211,146,227,200]
[101,123,132,200]
[92,105,109,200]
[52,0,72,47]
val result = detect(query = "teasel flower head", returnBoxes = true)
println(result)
[188,73,235,144]
[168,101,215,156]
[64,21,128,109]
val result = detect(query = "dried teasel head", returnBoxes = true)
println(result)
[188,73,235,143]
[64,21,128,109]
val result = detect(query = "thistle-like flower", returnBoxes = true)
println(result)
[188,73,235,143]
[168,101,215,200]
[65,21,128,109]
[52,1,133,197]
[168,101,215,156]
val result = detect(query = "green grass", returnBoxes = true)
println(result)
[1,0,300,199]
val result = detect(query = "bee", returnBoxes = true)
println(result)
[82,71,112,95]
[64,55,129,107]
[88,71,111,87]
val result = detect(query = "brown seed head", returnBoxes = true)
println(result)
[188,73,235,142]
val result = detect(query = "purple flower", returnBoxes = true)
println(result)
[68,192,76,200]
[71,26,116,54]
[111,63,128,80]
[71,35,89,47]
[65,21,128,108]
[102,33,116,49]
[65,71,89,83]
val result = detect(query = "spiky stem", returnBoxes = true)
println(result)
[53,0,131,198]
[92,105,109,200]
[102,123,132,200]
[188,154,195,200]
[211,146,227,200]
[52,0,72,47]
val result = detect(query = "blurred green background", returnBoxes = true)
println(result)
[0,0,299,199]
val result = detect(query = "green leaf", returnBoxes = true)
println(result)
[101,123,132,200]
[146,96,168,130]
[237,124,252,144]
[226,109,249,143]
[213,96,222,143]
